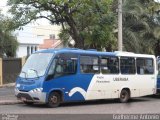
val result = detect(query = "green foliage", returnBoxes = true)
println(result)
[59,0,116,51]
[122,0,160,54]
[59,28,70,47]
[0,12,18,57]
[7,0,116,50]
[7,0,160,54]
[76,0,116,51]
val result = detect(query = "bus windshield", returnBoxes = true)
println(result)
[19,53,54,79]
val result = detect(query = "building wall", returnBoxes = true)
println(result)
[16,25,61,57]
[17,45,27,57]
[33,25,61,40]
[56,43,64,49]
[16,44,38,57]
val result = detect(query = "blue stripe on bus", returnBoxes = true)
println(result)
[43,74,94,102]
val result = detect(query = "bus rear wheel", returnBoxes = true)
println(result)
[120,89,130,103]
[47,92,61,108]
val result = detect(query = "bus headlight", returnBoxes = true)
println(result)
[30,88,43,93]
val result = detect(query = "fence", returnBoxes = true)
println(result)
[0,57,26,86]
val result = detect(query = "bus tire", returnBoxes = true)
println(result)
[47,92,61,108]
[120,89,130,103]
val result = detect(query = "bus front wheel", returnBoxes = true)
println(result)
[120,89,130,103]
[47,92,61,108]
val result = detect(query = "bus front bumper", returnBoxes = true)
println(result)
[15,88,47,103]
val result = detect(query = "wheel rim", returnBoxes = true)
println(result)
[50,96,58,104]
[121,92,127,99]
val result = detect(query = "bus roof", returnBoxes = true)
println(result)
[36,48,155,58]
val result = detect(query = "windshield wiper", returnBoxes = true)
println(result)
[30,69,39,78]
[21,71,27,79]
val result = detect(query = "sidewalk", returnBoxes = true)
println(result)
[0,83,22,105]
[0,83,15,88]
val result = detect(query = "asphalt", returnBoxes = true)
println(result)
[0,83,22,105]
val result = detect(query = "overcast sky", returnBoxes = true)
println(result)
[0,0,50,25]
[0,0,49,44]
[0,0,9,14]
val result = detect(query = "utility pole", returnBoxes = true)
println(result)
[118,0,123,51]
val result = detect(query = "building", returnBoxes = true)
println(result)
[16,43,39,57]
[16,25,62,57]
[32,25,61,40]
[39,39,63,50]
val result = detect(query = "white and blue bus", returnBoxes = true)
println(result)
[157,57,160,93]
[15,48,157,107]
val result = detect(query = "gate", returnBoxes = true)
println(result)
[2,58,22,84]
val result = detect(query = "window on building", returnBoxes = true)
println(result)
[31,46,33,54]
[50,34,55,39]
[136,58,154,75]
[27,46,30,56]
[101,56,119,74]
[120,57,135,74]
[80,56,99,74]
[35,46,37,51]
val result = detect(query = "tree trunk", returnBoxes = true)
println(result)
[155,40,160,56]
[65,16,85,49]
[0,47,3,57]
[74,38,84,49]
[105,44,112,52]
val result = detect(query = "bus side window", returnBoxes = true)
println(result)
[101,58,110,74]
[120,57,135,74]
[47,53,78,79]
[46,59,57,81]
[80,56,99,74]
[54,59,77,78]
[158,61,160,75]
[101,56,119,74]
[136,58,154,75]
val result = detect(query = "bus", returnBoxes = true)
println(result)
[157,57,160,93]
[15,48,157,107]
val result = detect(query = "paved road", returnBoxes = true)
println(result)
[0,96,160,114]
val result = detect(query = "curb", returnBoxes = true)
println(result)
[0,83,15,88]
[0,100,23,105]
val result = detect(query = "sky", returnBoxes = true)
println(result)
[0,0,54,44]
[0,0,50,25]
[0,0,8,14]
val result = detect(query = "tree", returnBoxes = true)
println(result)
[122,0,160,54]
[0,12,18,57]
[8,0,116,50]
[59,0,116,51]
